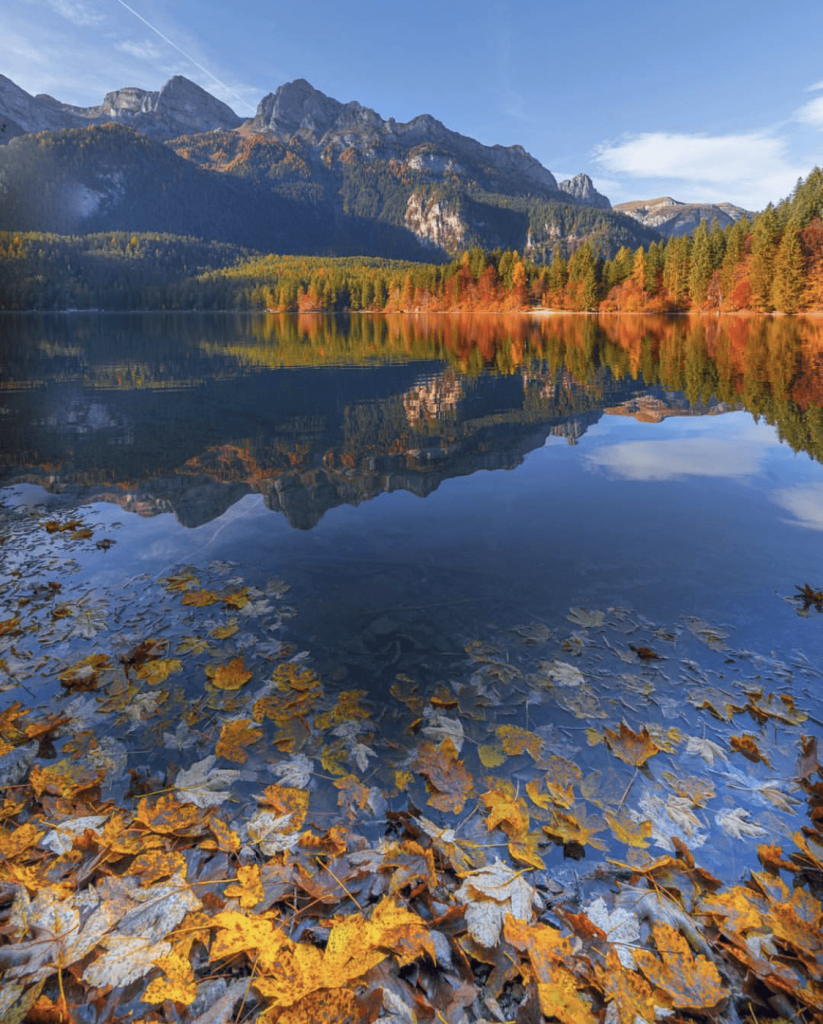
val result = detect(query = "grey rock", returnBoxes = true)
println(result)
[613,195,754,237]
[559,173,611,210]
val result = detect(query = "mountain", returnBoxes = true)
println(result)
[559,173,611,210]
[0,74,658,260]
[613,196,753,237]
[36,75,243,137]
[0,74,80,136]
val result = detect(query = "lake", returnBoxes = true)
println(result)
[1,310,821,882]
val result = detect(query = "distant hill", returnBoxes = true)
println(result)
[0,74,658,260]
[613,196,754,237]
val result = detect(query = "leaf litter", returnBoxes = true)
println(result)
[0,497,820,1023]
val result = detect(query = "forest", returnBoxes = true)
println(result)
[2,168,823,315]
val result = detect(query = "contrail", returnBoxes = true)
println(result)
[113,0,254,113]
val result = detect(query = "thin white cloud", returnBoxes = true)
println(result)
[772,484,823,531]
[47,0,103,26]
[595,131,784,185]
[115,39,163,61]
[593,130,805,209]
[586,437,767,481]
[806,80,823,92]
[796,95,823,127]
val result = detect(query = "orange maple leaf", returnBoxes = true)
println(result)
[604,722,659,767]
[633,923,725,1010]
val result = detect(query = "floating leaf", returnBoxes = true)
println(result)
[730,733,772,766]
[412,738,473,814]
[215,719,263,763]
[137,657,183,687]
[206,657,253,691]
[497,724,544,760]
[715,807,768,840]
[175,755,240,808]
[604,722,659,767]
[567,607,605,629]
[685,735,728,766]
[181,588,219,607]
[541,659,584,687]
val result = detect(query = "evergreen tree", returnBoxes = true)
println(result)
[749,204,779,312]
[663,234,691,308]
[688,220,713,307]
[771,223,806,313]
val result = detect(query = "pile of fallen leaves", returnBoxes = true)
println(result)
[0,503,821,1024]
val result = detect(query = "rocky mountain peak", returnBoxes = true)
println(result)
[255,79,344,137]
[558,173,611,210]
[613,196,753,237]
[101,85,157,116]
[153,76,242,132]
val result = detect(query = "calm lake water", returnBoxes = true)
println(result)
[1,311,822,878]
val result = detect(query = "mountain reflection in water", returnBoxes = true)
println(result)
[2,310,823,897]
[3,311,822,529]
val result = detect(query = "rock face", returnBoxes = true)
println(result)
[613,196,753,237]
[404,193,468,251]
[559,173,611,210]
[31,76,242,138]
[253,79,560,197]
[0,75,79,137]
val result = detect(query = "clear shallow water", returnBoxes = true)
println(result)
[1,311,821,879]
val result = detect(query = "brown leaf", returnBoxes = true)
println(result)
[604,722,659,767]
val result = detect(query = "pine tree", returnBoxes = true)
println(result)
[771,223,806,313]
[663,234,692,309]
[688,220,713,307]
[749,204,779,312]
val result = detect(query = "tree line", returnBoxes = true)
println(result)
[2,167,823,313]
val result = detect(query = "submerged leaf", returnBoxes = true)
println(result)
[175,755,240,808]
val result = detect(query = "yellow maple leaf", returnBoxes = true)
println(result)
[605,811,653,849]
[206,815,242,854]
[215,719,263,763]
[58,653,111,691]
[497,724,544,760]
[260,783,309,829]
[181,588,219,607]
[222,588,250,609]
[0,822,44,858]
[131,849,188,885]
[276,988,358,1024]
[143,951,197,1006]
[137,657,183,686]
[596,948,660,1024]
[225,864,265,908]
[211,618,239,640]
[206,657,253,691]
[633,923,724,1010]
[478,743,507,768]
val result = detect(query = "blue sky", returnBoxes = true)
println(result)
[6,0,823,210]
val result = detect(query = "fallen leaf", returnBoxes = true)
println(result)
[175,756,240,808]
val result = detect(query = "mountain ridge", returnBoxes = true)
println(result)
[613,195,754,237]
[0,73,675,259]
